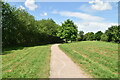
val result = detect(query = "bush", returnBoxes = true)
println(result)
[101,34,108,41]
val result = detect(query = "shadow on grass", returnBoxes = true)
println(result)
[2,47,24,55]
[2,42,64,55]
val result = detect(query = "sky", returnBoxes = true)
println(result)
[7,0,118,33]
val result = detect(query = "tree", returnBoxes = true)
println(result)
[57,19,78,42]
[83,32,94,41]
[105,26,119,43]
[94,31,103,41]
[2,2,63,48]
[36,19,59,36]
[101,34,108,41]
[77,31,84,41]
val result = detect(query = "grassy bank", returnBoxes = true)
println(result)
[59,41,118,78]
[2,45,51,78]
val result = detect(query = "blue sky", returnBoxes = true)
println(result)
[8,0,118,33]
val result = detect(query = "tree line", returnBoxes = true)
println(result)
[2,2,119,48]
[57,19,119,43]
[2,2,63,48]
[77,25,119,43]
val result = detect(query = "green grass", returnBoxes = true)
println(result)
[1,45,51,78]
[59,41,118,78]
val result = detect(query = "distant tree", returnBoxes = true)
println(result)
[57,19,78,42]
[101,34,108,41]
[77,31,84,41]
[94,31,103,41]
[83,32,94,41]
[105,26,119,43]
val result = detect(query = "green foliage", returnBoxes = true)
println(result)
[101,34,108,41]
[2,2,63,48]
[94,31,103,41]
[57,19,78,42]
[2,2,119,47]
[83,32,94,41]
[104,26,119,43]
[77,31,84,41]
[77,26,119,43]
[36,19,59,36]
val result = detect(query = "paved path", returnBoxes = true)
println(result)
[49,44,91,78]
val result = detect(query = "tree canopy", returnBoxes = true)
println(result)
[94,31,103,41]
[2,2,119,48]
[2,2,63,48]
[104,26,119,43]
[79,26,119,43]
[83,32,94,41]
[101,33,108,41]
[77,31,84,41]
[57,19,78,42]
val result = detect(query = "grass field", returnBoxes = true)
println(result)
[2,45,51,78]
[59,41,118,78]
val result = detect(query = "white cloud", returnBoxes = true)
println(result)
[25,0,38,11]
[76,22,118,33]
[40,12,48,16]
[79,5,93,13]
[52,10,104,21]
[19,5,25,10]
[89,0,112,11]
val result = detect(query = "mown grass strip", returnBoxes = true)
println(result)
[1,45,51,78]
[59,41,118,78]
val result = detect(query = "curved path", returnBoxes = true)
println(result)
[49,44,91,78]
